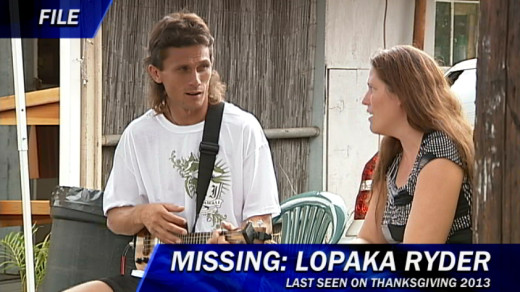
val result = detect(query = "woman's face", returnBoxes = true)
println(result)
[362,68,405,136]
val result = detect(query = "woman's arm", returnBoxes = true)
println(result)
[403,158,463,243]
[355,189,388,244]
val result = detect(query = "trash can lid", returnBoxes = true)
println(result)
[51,186,104,216]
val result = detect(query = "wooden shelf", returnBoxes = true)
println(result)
[0,200,51,227]
[0,88,59,111]
[0,88,59,125]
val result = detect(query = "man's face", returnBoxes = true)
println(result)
[148,45,212,116]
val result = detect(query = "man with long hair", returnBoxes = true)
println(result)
[66,12,280,291]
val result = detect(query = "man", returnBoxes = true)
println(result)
[67,12,280,292]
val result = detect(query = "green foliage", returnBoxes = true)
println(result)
[0,226,50,292]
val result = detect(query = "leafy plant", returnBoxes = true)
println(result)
[0,226,50,292]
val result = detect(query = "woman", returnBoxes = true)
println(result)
[356,45,474,244]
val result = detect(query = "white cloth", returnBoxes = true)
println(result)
[103,102,280,232]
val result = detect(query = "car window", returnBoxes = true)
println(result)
[446,70,463,86]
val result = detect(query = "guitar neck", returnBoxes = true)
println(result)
[178,232,213,244]
[135,224,275,271]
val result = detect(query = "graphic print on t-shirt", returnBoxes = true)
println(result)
[169,150,230,228]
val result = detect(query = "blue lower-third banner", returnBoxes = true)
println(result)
[137,244,520,291]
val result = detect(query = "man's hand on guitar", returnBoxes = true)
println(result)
[207,221,236,244]
[207,218,274,244]
[140,203,187,244]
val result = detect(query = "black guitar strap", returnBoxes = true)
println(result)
[193,102,225,233]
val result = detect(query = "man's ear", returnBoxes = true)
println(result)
[148,64,162,84]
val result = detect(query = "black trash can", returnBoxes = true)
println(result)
[40,186,133,292]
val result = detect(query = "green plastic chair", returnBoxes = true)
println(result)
[273,191,351,244]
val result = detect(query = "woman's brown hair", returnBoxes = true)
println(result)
[370,45,474,220]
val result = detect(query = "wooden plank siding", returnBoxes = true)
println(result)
[474,0,520,243]
[101,0,317,202]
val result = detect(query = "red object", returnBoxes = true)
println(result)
[354,153,379,220]
[120,256,126,275]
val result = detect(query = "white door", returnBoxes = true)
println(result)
[326,69,379,212]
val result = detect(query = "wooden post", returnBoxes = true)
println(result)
[80,29,103,189]
[413,0,426,50]
[474,0,520,243]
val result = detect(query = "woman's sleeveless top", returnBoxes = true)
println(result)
[381,131,472,243]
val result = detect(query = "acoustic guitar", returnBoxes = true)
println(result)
[133,221,273,271]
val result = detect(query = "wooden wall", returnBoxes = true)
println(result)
[474,0,520,243]
[101,0,317,202]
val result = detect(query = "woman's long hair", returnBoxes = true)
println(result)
[145,12,226,114]
[370,45,474,220]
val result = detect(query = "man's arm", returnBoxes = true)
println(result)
[107,203,188,244]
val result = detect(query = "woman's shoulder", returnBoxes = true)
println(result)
[421,131,462,165]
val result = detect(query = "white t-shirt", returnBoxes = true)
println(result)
[103,102,280,232]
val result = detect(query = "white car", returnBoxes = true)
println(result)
[341,59,477,242]
[445,58,477,127]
